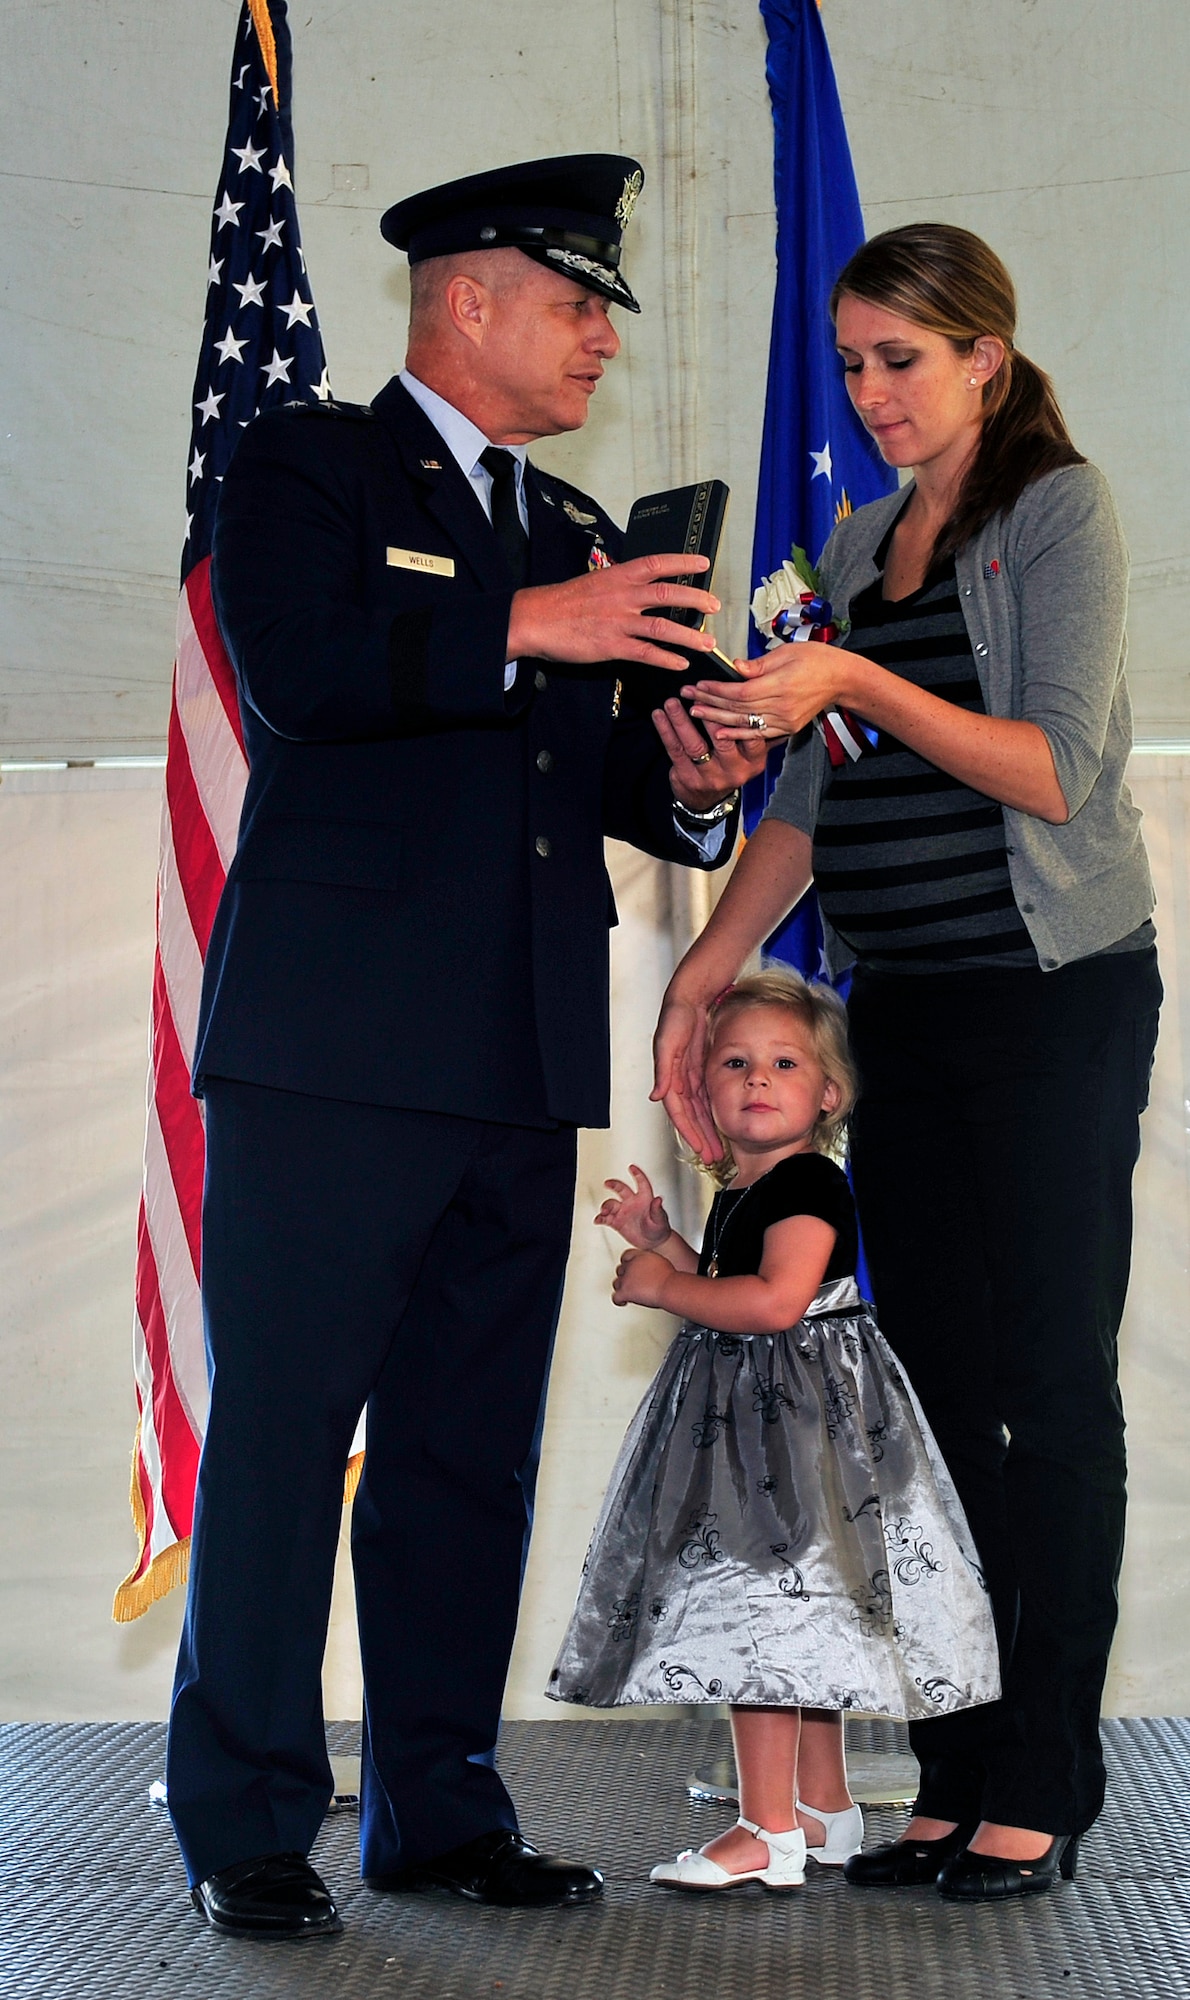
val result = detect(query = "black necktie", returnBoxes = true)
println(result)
[479,446,530,588]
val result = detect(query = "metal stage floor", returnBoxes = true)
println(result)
[2,1715,1188,2000]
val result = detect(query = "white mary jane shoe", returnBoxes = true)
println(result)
[649,1816,807,1892]
[797,1798,864,1866]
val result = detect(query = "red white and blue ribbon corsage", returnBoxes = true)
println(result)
[751,548,878,769]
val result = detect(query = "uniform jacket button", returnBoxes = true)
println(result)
[975,641,989,656]
[536,749,553,773]
[535,835,552,858]
[534,669,548,691]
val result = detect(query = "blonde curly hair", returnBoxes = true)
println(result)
[698,967,858,1185]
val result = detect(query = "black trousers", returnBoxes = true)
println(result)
[166,1080,577,1887]
[847,946,1161,1835]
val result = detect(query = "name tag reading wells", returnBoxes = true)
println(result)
[387,547,455,577]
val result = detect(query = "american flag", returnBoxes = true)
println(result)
[114,0,329,1619]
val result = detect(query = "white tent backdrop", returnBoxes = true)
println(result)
[1,0,1187,1720]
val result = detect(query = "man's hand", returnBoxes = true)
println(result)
[654,697,771,808]
[611,1246,676,1310]
[507,553,721,670]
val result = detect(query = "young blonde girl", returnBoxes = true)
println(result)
[548,971,999,1891]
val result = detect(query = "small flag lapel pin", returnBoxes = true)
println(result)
[983,559,1000,578]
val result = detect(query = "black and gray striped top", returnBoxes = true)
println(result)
[812,548,1038,974]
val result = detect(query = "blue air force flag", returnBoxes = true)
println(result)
[744,0,897,974]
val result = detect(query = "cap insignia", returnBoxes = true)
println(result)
[615,169,643,229]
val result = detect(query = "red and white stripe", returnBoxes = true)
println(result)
[115,560,248,1617]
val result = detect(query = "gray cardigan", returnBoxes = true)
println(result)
[763,463,1154,974]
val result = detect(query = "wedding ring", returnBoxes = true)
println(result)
[691,749,713,765]
[747,713,767,732]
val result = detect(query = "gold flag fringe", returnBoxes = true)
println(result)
[112,1419,190,1621]
[112,1535,191,1623]
[246,0,280,100]
[113,1418,366,1622]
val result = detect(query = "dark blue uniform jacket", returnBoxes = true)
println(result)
[197,377,736,1128]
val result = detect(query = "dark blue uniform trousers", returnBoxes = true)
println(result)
[166,1079,577,1888]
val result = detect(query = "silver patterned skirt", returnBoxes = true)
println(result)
[547,1278,1001,1720]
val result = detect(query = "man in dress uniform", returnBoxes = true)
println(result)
[166,154,760,1938]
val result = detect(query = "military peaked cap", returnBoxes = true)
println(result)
[380,153,644,312]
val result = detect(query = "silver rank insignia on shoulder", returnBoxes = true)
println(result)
[615,169,643,228]
[564,499,598,527]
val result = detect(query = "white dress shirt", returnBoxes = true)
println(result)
[400,370,526,690]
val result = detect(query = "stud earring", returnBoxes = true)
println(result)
[969,377,979,387]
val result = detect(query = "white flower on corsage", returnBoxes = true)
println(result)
[751,544,849,648]
[751,545,872,769]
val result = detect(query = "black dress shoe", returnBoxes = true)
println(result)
[844,1822,977,1888]
[937,1833,1078,1901]
[191,1852,342,1938]
[365,1829,603,1908]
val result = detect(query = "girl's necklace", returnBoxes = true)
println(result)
[705,1180,759,1280]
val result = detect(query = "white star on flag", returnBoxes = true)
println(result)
[214,326,249,365]
[256,216,285,252]
[261,349,294,387]
[233,62,249,90]
[269,158,294,194]
[810,442,833,482]
[207,254,224,289]
[233,272,268,309]
[257,83,271,114]
[231,139,266,175]
[214,191,244,231]
[188,445,206,485]
[314,365,332,402]
[281,290,314,329]
[195,388,225,425]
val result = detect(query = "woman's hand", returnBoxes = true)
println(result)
[681,645,874,743]
[684,650,1069,822]
[612,1247,675,1310]
[595,1165,673,1249]
[652,992,723,1165]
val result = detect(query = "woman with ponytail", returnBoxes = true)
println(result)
[655,225,1160,1902]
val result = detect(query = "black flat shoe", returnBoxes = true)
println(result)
[191,1852,342,1938]
[366,1828,603,1908]
[937,1834,1079,1901]
[844,1823,977,1888]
